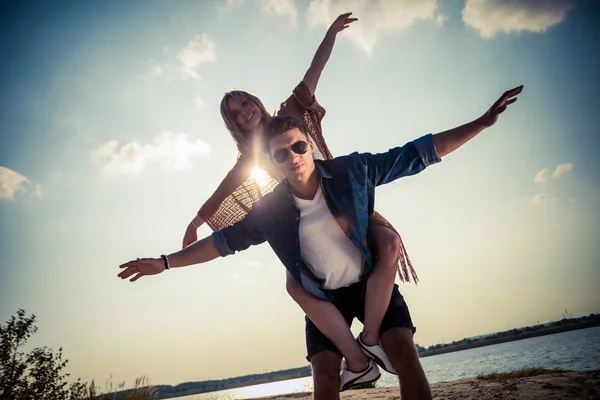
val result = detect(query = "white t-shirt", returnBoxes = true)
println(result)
[293,186,364,289]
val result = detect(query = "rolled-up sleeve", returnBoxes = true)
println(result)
[210,209,266,257]
[413,133,441,168]
[362,134,441,187]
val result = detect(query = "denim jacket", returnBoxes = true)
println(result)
[212,134,441,300]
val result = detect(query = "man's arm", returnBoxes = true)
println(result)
[303,13,357,96]
[118,205,267,282]
[167,235,221,268]
[117,236,220,283]
[363,86,523,186]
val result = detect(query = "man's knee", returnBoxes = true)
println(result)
[381,327,420,364]
[311,350,342,388]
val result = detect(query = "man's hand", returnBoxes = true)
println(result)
[432,85,524,157]
[118,257,164,282]
[327,12,357,35]
[479,85,523,128]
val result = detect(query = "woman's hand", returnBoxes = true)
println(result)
[182,215,204,248]
[327,12,357,35]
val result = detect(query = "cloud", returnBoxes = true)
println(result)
[530,192,562,207]
[91,140,120,164]
[147,34,216,82]
[177,34,217,80]
[260,0,297,24]
[462,0,576,38]
[92,132,211,176]
[307,0,443,56]
[531,192,550,206]
[435,13,448,26]
[533,163,573,184]
[552,163,573,179]
[0,166,42,200]
[534,168,549,184]
[223,0,298,24]
[148,65,163,76]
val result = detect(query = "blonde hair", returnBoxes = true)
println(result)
[220,91,272,155]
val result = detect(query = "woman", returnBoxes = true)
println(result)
[182,13,418,388]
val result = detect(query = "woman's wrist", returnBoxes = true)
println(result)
[191,215,204,229]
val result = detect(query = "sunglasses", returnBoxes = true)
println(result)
[272,140,309,163]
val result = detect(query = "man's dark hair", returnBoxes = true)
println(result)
[263,115,309,151]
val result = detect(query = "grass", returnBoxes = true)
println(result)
[97,375,157,400]
[67,374,157,400]
[477,368,570,381]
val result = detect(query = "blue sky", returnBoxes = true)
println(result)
[1,0,599,388]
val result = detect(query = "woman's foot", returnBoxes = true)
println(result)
[339,358,381,391]
[357,332,397,375]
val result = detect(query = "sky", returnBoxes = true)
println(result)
[1,0,599,389]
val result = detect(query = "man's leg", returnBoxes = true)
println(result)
[286,271,369,372]
[305,314,345,399]
[381,327,431,400]
[310,350,342,400]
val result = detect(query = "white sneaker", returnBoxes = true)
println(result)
[357,333,397,375]
[339,358,381,392]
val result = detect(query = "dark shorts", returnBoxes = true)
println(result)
[305,281,416,362]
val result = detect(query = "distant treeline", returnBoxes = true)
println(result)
[109,366,312,399]
[106,314,599,399]
[415,313,600,357]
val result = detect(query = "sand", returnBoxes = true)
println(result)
[256,370,600,399]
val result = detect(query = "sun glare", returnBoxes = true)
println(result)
[251,167,269,187]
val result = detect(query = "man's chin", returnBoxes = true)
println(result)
[285,170,305,181]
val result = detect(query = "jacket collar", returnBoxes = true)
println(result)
[314,160,332,179]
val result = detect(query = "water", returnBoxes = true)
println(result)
[173,326,600,399]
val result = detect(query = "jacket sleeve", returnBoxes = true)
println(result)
[211,201,267,256]
[360,134,442,187]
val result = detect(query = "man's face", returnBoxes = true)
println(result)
[268,128,315,183]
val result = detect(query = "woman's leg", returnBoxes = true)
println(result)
[285,271,368,372]
[362,224,401,346]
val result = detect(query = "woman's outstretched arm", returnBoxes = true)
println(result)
[303,12,357,96]
[182,155,252,247]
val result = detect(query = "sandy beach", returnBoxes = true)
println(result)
[255,370,600,400]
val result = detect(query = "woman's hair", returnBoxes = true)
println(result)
[220,91,272,155]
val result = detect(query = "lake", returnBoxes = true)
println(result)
[173,326,600,399]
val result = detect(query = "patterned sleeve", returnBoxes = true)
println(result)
[278,81,333,160]
[197,155,253,221]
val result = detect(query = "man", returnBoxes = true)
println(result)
[118,85,523,400]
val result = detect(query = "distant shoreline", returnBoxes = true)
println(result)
[418,319,600,358]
